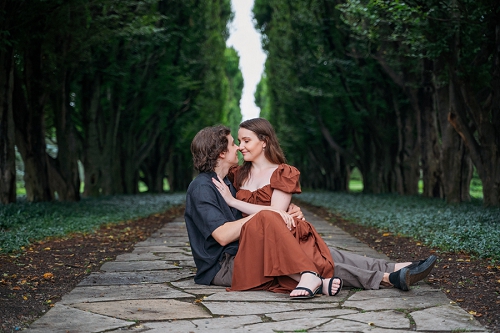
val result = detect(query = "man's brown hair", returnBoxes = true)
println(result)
[191,125,231,172]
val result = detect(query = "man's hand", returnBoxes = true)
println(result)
[287,203,305,220]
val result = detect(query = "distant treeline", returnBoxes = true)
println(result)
[0,0,242,204]
[253,0,499,206]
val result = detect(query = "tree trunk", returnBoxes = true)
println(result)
[393,92,420,195]
[448,75,499,206]
[447,17,500,207]
[50,66,81,201]
[120,146,139,195]
[360,131,382,194]
[419,59,443,198]
[0,44,16,204]
[300,144,348,191]
[434,61,472,203]
[141,135,171,193]
[13,46,53,202]
[81,75,123,196]
[168,150,192,192]
[328,149,349,191]
[374,53,424,195]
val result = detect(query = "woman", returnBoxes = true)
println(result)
[212,118,343,298]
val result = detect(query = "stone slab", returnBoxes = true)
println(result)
[204,290,342,303]
[114,252,165,261]
[266,308,358,321]
[137,326,274,333]
[344,295,447,311]
[323,239,369,247]
[150,230,188,237]
[143,315,263,331]
[346,284,438,298]
[171,279,226,290]
[134,237,189,247]
[167,219,186,224]
[24,304,131,333]
[310,320,411,333]
[171,260,196,267]
[310,318,374,332]
[132,245,186,254]
[73,299,211,321]
[153,252,195,261]
[183,286,227,296]
[77,269,194,286]
[100,260,179,272]
[337,310,410,329]
[412,304,486,331]
[60,284,192,304]
[245,317,332,331]
[343,287,450,311]
[203,301,338,316]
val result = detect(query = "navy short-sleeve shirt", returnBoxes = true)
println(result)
[184,171,241,285]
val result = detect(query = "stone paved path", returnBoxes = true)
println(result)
[24,209,489,332]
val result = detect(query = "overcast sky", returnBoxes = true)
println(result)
[226,0,267,121]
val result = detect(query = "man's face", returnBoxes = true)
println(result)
[224,134,240,166]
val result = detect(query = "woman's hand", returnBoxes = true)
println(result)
[277,210,296,230]
[265,209,296,230]
[287,203,305,220]
[212,176,235,206]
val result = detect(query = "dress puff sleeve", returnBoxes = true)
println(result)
[270,164,302,194]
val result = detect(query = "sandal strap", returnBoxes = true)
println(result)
[300,270,321,278]
[293,286,314,296]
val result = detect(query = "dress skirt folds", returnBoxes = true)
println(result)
[228,164,334,293]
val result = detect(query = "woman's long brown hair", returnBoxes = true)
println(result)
[235,118,286,188]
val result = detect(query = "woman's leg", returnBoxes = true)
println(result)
[231,211,319,293]
[288,273,322,297]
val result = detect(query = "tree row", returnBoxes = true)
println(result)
[254,0,499,206]
[0,0,243,203]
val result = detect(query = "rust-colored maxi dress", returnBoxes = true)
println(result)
[228,164,335,294]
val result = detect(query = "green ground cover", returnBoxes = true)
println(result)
[0,193,185,253]
[298,192,500,261]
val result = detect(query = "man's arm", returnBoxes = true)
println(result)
[211,213,256,246]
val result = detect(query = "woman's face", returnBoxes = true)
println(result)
[238,127,266,162]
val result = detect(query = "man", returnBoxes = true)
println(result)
[185,125,297,286]
[185,125,436,293]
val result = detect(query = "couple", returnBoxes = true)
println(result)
[185,118,436,298]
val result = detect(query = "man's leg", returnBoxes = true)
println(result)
[330,247,395,289]
[211,253,235,287]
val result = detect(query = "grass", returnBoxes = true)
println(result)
[296,191,500,261]
[0,193,185,253]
